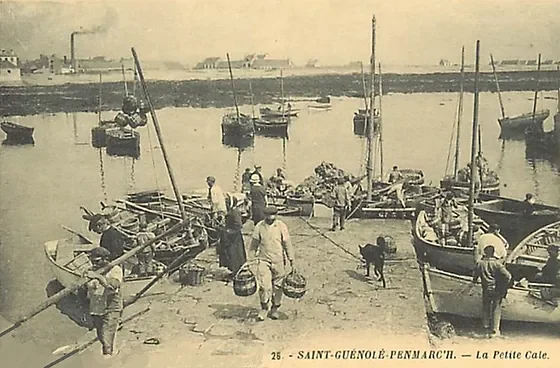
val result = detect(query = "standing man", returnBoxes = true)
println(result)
[387,166,404,184]
[249,174,267,225]
[90,215,125,262]
[250,206,295,321]
[472,245,512,338]
[331,177,350,231]
[241,168,253,194]
[85,247,124,357]
[206,176,227,218]
[136,223,156,276]
[474,224,508,263]
[251,165,265,186]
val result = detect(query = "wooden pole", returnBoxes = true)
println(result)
[226,53,241,123]
[0,219,188,339]
[131,48,188,222]
[467,40,480,248]
[454,47,465,179]
[531,53,542,126]
[360,62,369,112]
[281,69,285,118]
[490,54,506,119]
[378,62,384,181]
[98,73,102,124]
[557,65,560,112]
[366,14,376,201]
[121,64,128,96]
[248,81,256,120]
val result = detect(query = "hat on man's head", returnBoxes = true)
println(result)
[206,176,216,183]
[483,245,495,257]
[88,214,106,231]
[254,165,262,169]
[250,174,260,184]
[90,247,111,260]
[263,206,278,215]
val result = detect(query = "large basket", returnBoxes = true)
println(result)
[283,270,307,299]
[233,264,257,297]
[179,263,206,286]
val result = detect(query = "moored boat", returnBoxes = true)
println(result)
[221,113,254,137]
[253,117,288,136]
[498,110,550,134]
[260,106,299,118]
[1,121,34,143]
[473,195,560,245]
[440,171,500,195]
[422,264,560,324]
[413,210,509,275]
[352,108,379,136]
[106,127,141,158]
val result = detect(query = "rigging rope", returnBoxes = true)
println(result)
[98,148,108,203]
[444,95,461,177]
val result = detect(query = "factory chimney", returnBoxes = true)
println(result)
[70,32,76,72]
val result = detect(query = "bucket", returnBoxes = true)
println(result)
[179,264,205,286]
[282,270,307,299]
[121,217,140,232]
[233,265,257,297]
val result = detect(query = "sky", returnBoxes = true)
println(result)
[1,0,559,66]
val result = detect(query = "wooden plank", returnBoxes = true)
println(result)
[55,239,75,265]
[517,254,547,263]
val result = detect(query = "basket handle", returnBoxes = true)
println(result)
[234,258,259,279]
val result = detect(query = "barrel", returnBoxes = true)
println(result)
[283,271,307,299]
[233,267,257,297]
[91,126,107,148]
[179,264,205,286]
[121,217,140,232]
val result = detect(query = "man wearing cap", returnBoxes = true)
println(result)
[522,193,536,216]
[136,223,156,276]
[474,224,508,264]
[241,168,253,194]
[250,206,294,321]
[206,176,227,217]
[473,245,512,338]
[85,247,124,357]
[90,216,125,262]
[249,174,267,225]
[331,177,350,231]
[250,165,264,186]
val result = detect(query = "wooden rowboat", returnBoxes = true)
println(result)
[473,194,560,245]
[253,117,289,136]
[1,121,34,143]
[413,210,509,275]
[498,109,550,134]
[44,235,155,297]
[221,113,255,137]
[422,264,560,324]
[505,221,560,282]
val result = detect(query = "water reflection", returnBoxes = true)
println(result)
[221,134,254,151]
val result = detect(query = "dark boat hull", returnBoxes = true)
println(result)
[221,114,254,137]
[1,121,34,142]
[106,129,140,158]
[440,177,500,195]
[498,109,550,135]
[254,119,289,136]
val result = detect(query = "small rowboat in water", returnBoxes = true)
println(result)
[253,117,289,136]
[422,264,560,324]
[413,210,509,275]
[221,113,255,137]
[498,109,550,136]
[1,121,34,143]
[474,194,560,245]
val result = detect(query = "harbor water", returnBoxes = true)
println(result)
[0,91,559,360]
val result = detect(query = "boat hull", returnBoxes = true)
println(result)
[260,107,298,118]
[498,110,550,133]
[253,119,289,136]
[423,266,560,324]
[440,177,500,195]
[1,121,34,143]
[221,114,254,137]
[106,128,140,158]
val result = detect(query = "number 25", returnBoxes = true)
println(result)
[271,352,281,360]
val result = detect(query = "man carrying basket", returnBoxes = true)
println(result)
[250,206,295,321]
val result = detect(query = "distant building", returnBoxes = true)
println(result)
[251,58,292,70]
[194,54,292,70]
[194,57,221,69]
[347,61,364,68]
[305,59,319,68]
[439,59,452,66]
[0,49,21,83]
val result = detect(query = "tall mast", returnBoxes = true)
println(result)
[131,47,188,222]
[249,81,256,119]
[281,69,285,118]
[378,62,384,181]
[366,14,376,201]
[531,53,542,126]
[557,65,560,112]
[490,54,506,119]
[98,73,102,124]
[453,46,465,179]
[360,62,369,111]
[467,40,481,248]
[226,53,241,123]
[121,64,128,96]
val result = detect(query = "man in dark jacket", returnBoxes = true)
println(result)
[90,215,125,262]
[473,245,512,338]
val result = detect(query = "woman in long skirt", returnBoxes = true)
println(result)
[218,197,247,277]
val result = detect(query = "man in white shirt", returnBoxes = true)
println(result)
[474,224,508,263]
[206,176,227,216]
[250,206,295,321]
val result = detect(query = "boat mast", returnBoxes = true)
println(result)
[453,47,465,179]
[557,65,560,112]
[131,47,188,222]
[378,62,384,181]
[226,53,241,123]
[467,40,481,247]
[98,73,102,125]
[490,54,506,119]
[249,81,256,120]
[360,62,369,112]
[281,69,285,118]
[121,64,128,96]
[531,53,542,126]
[366,14,376,201]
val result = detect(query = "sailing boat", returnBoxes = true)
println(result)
[221,53,254,138]
[260,72,299,119]
[441,50,500,195]
[353,62,379,136]
[253,72,289,137]
[349,17,437,220]
[414,41,509,275]
[490,54,549,137]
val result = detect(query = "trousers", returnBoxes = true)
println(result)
[481,289,504,334]
[91,311,121,355]
[256,260,285,308]
[332,206,347,229]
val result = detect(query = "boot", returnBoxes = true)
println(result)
[269,288,283,320]
[269,305,281,320]
[257,301,269,321]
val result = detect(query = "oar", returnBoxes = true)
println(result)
[46,307,150,367]
[0,219,189,339]
[60,225,94,244]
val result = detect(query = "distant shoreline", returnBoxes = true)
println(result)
[1,69,559,117]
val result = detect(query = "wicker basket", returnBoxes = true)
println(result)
[233,264,257,297]
[283,270,307,299]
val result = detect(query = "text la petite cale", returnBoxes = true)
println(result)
[476,351,548,360]
[297,350,456,360]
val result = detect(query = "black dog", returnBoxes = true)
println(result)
[358,237,386,288]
